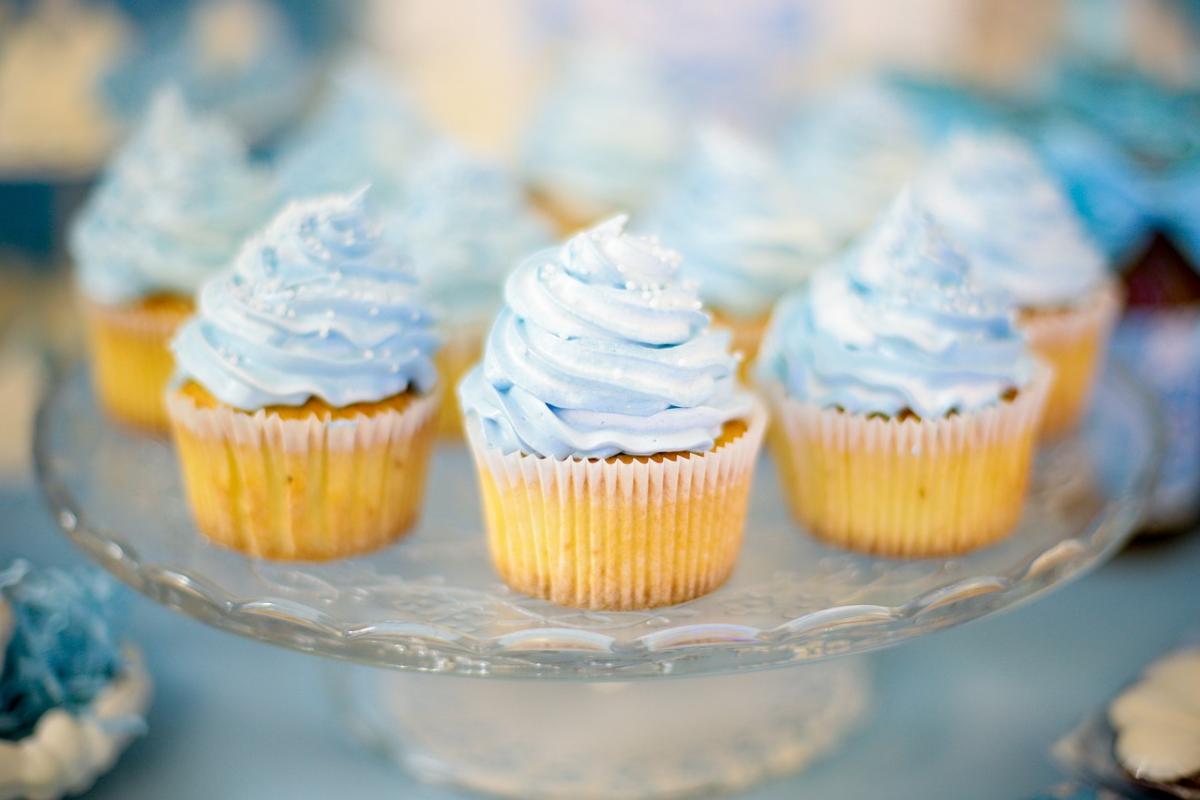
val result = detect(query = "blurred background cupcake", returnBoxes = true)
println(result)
[70,88,276,431]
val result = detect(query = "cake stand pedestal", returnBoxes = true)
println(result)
[35,366,1159,798]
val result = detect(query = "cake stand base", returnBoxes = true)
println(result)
[333,660,870,799]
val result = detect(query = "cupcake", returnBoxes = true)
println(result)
[756,192,1048,557]
[918,134,1120,437]
[459,216,765,610]
[520,48,683,235]
[166,190,440,560]
[646,125,834,374]
[276,57,430,207]
[395,142,550,437]
[70,87,274,431]
[781,79,928,249]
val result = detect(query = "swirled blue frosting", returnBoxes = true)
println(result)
[171,190,439,410]
[919,134,1107,307]
[782,80,928,245]
[645,125,834,319]
[70,88,275,306]
[276,58,429,206]
[393,143,551,327]
[757,192,1036,418]
[459,216,754,459]
[521,49,683,217]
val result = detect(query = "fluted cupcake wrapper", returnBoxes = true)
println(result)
[1020,279,1121,438]
[765,371,1049,557]
[166,388,439,561]
[433,323,487,438]
[84,297,193,433]
[465,399,768,611]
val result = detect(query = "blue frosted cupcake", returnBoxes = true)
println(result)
[521,49,684,234]
[166,190,441,560]
[459,216,765,609]
[757,192,1048,556]
[70,87,275,430]
[781,79,929,248]
[918,133,1119,436]
[395,142,551,434]
[647,124,834,369]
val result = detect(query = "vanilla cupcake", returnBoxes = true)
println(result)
[167,191,440,560]
[647,125,834,374]
[520,49,683,235]
[459,216,765,610]
[70,87,274,431]
[757,192,1048,557]
[919,134,1120,437]
[396,142,550,436]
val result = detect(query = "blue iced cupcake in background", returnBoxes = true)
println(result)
[781,79,929,249]
[646,124,834,373]
[394,141,551,435]
[520,47,684,235]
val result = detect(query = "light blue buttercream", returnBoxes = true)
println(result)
[70,88,275,306]
[459,216,753,459]
[171,190,439,410]
[757,192,1036,419]
[645,125,834,319]
[918,134,1107,307]
[393,143,551,327]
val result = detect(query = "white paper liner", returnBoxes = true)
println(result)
[765,370,1050,557]
[464,398,768,610]
[166,388,440,560]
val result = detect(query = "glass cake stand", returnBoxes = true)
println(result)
[34,366,1160,799]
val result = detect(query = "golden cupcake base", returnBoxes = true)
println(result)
[83,293,194,432]
[166,382,439,561]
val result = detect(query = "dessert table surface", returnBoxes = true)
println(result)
[3,475,1198,800]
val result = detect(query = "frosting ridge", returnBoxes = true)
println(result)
[171,190,439,410]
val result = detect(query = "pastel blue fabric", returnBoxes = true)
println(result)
[0,561,128,741]
[171,190,439,410]
[70,88,276,306]
[459,216,753,459]
[645,125,834,319]
[393,143,551,327]
[276,58,429,207]
[918,133,1107,306]
[521,49,683,217]
[757,192,1036,419]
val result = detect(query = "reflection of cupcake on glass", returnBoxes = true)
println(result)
[395,142,551,437]
[520,49,684,235]
[459,216,765,610]
[919,134,1119,437]
[276,57,430,207]
[70,88,275,431]
[781,79,928,249]
[167,191,441,561]
[757,192,1048,557]
[646,124,833,374]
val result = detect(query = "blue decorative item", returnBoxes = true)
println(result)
[0,561,126,741]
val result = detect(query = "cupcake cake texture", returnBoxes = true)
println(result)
[70,87,274,431]
[276,57,429,208]
[396,142,550,436]
[459,216,765,610]
[757,192,1048,557]
[167,190,441,560]
[919,134,1120,436]
[520,49,683,235]
[782,79,928,249]
[647,125,834,374]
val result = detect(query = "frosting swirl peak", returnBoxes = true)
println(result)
[459,216,753,459]
[171,190,439,410]
[758,192,1036,418]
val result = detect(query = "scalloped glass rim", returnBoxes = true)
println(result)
[35,365,1159,680]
